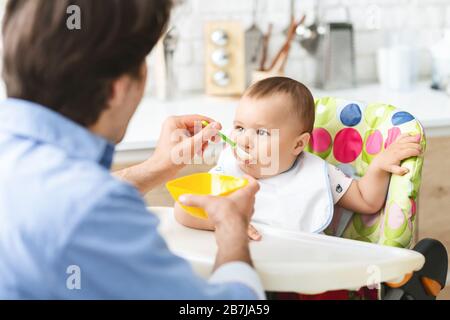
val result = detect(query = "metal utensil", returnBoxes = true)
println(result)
[245,0,264,84]
[295,0,326,55]
[296,23,319,54]
[315,22,356,89]
[162,26,179,99]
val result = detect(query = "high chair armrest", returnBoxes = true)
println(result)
[377,126,426,249]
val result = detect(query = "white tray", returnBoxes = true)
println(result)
[151,207,425,294]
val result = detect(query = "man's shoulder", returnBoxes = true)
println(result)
[46,159,144,217]
[8,156,144,241]
[37,157,136,203]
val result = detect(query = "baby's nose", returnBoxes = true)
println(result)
[236,131,254,151]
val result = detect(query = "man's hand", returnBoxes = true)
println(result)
[152,115,221,177]
[179,175,260,268]
[371,133,422,176]
[114,115,221,194]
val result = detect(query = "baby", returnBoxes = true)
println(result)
[175,77,422,239]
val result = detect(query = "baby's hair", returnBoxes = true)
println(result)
[244,77,315,133]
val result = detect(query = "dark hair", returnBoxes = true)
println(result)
[245,77,315,133]
[2,0,172,126]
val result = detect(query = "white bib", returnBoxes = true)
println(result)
[210,147,334,233]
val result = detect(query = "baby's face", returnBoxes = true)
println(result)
[231,93,309,179]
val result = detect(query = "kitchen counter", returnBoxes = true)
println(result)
[115,81,450,163]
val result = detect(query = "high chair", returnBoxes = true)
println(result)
[152,97,447,300]
[300,97,448,300]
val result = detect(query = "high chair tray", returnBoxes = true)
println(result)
[150,207,425,294]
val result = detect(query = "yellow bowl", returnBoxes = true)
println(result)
[166,173,248,219]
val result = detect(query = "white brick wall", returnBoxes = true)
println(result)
[0,0,447,94]
[149,0,450,94]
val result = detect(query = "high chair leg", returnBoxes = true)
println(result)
[383,239,448,300]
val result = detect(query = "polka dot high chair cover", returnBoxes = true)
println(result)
[306,97,426,249]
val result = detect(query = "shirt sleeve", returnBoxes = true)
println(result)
[210,262,265,300]
[327,164,353,204]
[53,179,264,300]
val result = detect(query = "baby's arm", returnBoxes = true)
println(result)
[174,202,215,231]
[337,133,422,214]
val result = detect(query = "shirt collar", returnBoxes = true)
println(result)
[0,98,115,168]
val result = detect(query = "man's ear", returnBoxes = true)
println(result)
[108,62,147,109]
[293,132,311,156]
[109,62,147,110]
[108,75,131,111]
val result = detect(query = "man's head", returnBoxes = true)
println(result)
[232,77,315,178]
[2,0,172,143]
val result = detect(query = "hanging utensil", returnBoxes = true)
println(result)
[295,0,325,55]
[245,0,264,84]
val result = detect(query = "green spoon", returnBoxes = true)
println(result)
[201,120,252,160]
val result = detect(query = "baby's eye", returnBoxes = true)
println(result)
[234,126,244,133]
[257,128,270,136]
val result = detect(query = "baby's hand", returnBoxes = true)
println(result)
[372,133,422,176]
[248,224,262,241]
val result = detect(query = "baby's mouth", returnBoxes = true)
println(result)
[238,156,257,167]
[232,145,257,166]
[235,146,252,162]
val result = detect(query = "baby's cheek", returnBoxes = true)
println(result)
[229,130,238,141]
[255,139,273,166]
[262,139,273,156]
[234,131,251,148]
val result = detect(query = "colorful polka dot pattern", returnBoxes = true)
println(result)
[340,103,362,127]
[365,130,383,155]
[333,128,363,163]
[385,127,402,149]
[308,98,426,249]
[310,128,332,154]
